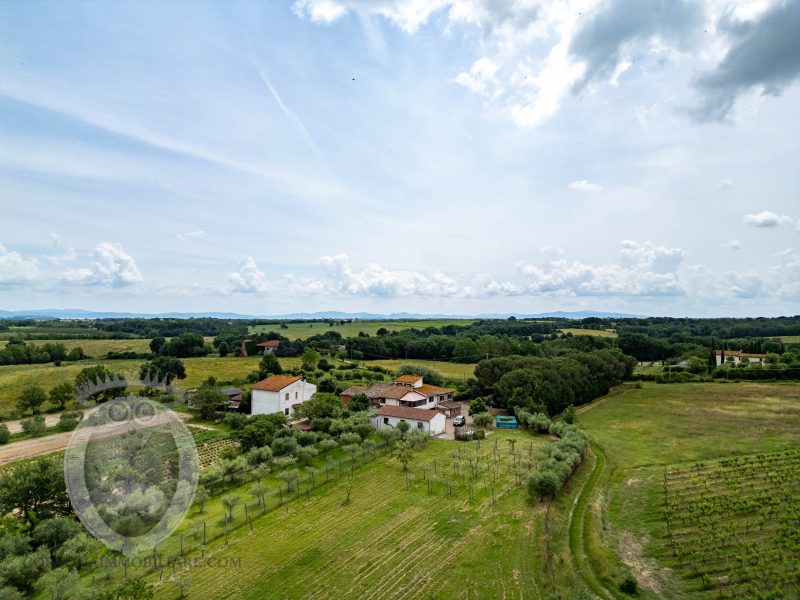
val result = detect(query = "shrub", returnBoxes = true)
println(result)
[271,437,299,457]
[527,471,559,500]
[562,405,577,424]
[473,428,486,440]
[619,576,638,595]
[339,432,361,445]
[468,397,487,416]
[472,413,493,428]
[0,424,9,445]
[224,413,247,430]
[21,415,46,437]
[57,412,81,432]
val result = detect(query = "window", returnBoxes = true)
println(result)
[285,393,289,401]
[295,391,298,399]
[284,408,289,415]
[417,422,423,430]
[383,417,389,425]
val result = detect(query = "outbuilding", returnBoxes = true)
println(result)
[372,405,446,435]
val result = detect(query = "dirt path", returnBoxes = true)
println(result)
[0,411,193,466]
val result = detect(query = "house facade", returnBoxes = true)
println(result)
[714,350,767,366]
[251,375,316,417]
[256,340,281,354]
[371,405,446,435]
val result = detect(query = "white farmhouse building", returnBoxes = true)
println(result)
[714,350,767,366]
[372,405,446,435]
[251,375,316,417]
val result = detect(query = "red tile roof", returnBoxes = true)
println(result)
[375,405,441,422]
[252,375,301,392]
[394,374,423,384]
[417,383,453,396]
[256,340,281,347]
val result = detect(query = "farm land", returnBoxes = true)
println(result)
[248,319,476,340]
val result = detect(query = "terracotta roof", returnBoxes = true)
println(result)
[379,385,426,401]
[715,350,767,358]
[395,374,423,384]
[438,401,461,410]
[375,405,441,422]
[340,386,367,397]
[417,383,453,396]
[291,419,312,431]
[252,375,301,392]
[257,340,281,347]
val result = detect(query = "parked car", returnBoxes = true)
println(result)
[453,415,466,427]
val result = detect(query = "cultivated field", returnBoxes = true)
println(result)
[577,382,800,598]
[249,319,474,340]
[560,328,618,338]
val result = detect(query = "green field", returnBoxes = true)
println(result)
[363,358,476,380]
[560,328,618,338]
[577,382,800,598]
[780,335,800,344]
[249,319,474,340]
[0,338,153,356]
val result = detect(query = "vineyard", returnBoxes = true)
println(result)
[661,448,800,599]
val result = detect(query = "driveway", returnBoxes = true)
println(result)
[437,402,473,439]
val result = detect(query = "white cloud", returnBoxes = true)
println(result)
[742,211,794,227]
[176,230,205,242]
[515,240,686,297]
[46,247,78,266]
[0,242,39,284]
[462,274,523,298]
[538,244,565,256]
[320,253,459,297]
[568,179,602,192]
[720,240,742,250]
[718,178,734,190]
[61,242,143,287]
[454,57,501,96]
[227,256,271,293]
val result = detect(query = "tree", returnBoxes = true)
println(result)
[57,412,81,432]
[55,533,100,569]
[469,397,488,416]
[397,420,410,438]
[235,413,288,450]
[0,424,9,445]
[0,546,51,591]
[348,393,370,412]
[221,494,240,520]
[0,457,71,524]
[17,384,46,415]
[218,342,230,357]
[47,384,75,411]
[96,579,155,600]
[258,352,283,377]
[249,482,268,508]
[149,337,167,355]
[527,471,559,500]
[396,440,413,471]
[562,405,577,425]
[139,356,186,386]
[74,366,125,403]
[32,517,82,551]
[294,392,341,420]
[472,413,493,428]
[191,386,226,420]
[301,347,320,371]
[193,487,209,513]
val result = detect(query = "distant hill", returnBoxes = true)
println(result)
[0,308,646,320]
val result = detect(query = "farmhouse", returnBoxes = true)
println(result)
[372,405,446,435]
[256,339,281,354]
[714,350,767,366]
[340,375,454,411]
[251,374,316,417]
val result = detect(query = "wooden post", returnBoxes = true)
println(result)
[203,521,207,545]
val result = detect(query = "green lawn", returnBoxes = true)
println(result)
[362,358,475,380]
[0,338,153,356]
[249,319,474,340]
[575,382,800,598]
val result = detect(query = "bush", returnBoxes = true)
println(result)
[472,413,493,428]
[468,397,487,415]
[527,471,559,500]
[57,412,81,432]
[473,428,485,440]
[271,436,299,457]
[224,413,247,430]
[20,415,46,437]
[0,424,9,445]
[619,576,638,595]
[562,405,576,424]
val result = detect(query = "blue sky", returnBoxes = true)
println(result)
[1,0,799,316]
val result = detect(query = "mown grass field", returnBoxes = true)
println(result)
[362,358,475,380]
[249,319,474,340]
[780,335,800,344]
[576,382,800,598]
[560,328,618,338]
[0,337,153,356]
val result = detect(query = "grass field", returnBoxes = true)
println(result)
[63,428,584,600]
[560,328,618,338]
[576,382,800,598]
[780,335,800,344]
[249,319,474,340]
[0,338,153,356]
[362,358,476,380]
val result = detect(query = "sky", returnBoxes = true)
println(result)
[1,0,799,317]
